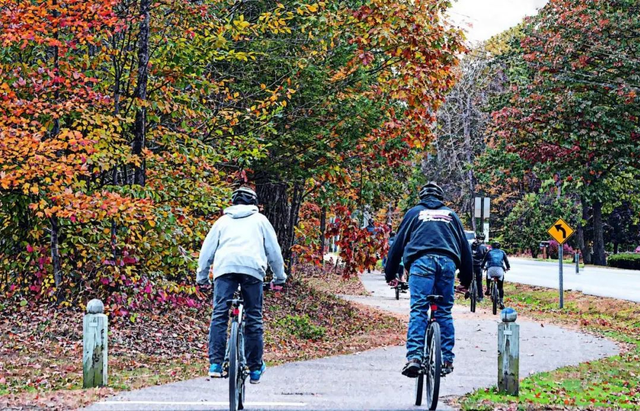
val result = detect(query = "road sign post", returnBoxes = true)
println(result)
[474,196,490,241]
[547,218,574,309]
[558,247,564,308]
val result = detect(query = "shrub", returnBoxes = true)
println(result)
[607,253,640,270]
[275,314,326,340]
[548,240,574,260]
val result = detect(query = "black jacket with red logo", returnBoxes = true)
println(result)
[384,197,473,287]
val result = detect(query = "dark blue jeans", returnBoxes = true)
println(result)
[209,274,263,371]
[407,254,456,363]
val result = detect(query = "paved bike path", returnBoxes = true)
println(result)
[87,272,618,411]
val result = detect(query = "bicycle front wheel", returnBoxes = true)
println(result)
[470,279,477,313]
[426,322,441,411]
[395,285,400,300]
[414,369,424,406]
[228,321,242,411]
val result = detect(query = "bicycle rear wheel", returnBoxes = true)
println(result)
[426,322,441,411]
[228,321,242,411]
[470,279,477,313]
[492,280,498,315]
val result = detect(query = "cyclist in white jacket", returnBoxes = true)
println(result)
[196,187,286,383]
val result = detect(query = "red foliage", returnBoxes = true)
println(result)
[326,206,389,277]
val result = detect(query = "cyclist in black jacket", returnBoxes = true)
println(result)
[385,182,473,377]
[471,234,488,301]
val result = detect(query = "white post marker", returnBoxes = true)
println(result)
[498,308,519,396]
[83,299,108,388]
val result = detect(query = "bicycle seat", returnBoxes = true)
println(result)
[426,295,443,303]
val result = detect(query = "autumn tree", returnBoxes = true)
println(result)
[0,0,284,307]
[423,49,504,228]
[503,190,578,256]
[489,0,640,265]
[246,0,465,268]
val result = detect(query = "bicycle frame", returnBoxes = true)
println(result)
[224,290,246,369]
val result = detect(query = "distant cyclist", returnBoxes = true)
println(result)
[196,187,287,384]
[482,241,510,309]
[384,232,408,290]
[471,233,488,301]
[385,182,473,377]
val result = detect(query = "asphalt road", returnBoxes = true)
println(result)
[87,272,618,411]
[507,257,640,303]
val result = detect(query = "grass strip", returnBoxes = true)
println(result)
[457,283,640,410]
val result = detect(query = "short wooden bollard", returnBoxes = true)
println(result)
[83,299,108,388]
[498,308,519,396]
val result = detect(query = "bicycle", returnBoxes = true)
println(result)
[223,285,247,411]
[414,294,443,410]
[391,280,408,300]
[469,274,478,313]
[223,282,281,411]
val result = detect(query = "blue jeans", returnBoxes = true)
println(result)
[407,254,456,363]
[209,274,263,371]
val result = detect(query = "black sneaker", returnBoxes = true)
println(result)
[442,361,454,376]
[485,289,491,296]
[402,359,421,378]
[499,301,505,309]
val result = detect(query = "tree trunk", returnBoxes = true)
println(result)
[49,3,63,296]
[50,216,62,287]
[464,95,475,232]
[530,246,538,259]
[319,206,326,256]
[132,0,150,186]
[256,181,303,273]
[579,197,591,264]
[592,200,606,266]
[613,242,619,254]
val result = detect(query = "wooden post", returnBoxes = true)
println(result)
[83,299,108,388]
[498,308,519,396]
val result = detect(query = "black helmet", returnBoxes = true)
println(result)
[231,187,258,205]
[419,182,444,200]
[476,233,485,240]
[492,241,501,249]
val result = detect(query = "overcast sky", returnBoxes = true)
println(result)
[448,0,549,44]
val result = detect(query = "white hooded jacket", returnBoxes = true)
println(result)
[196,205,287,284]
